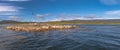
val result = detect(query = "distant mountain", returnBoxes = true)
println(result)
[0,19,120,24]
[0,20,20,24]
[60,19,120,22]
[47,19,120,24]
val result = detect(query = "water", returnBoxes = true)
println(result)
[0,25,120,50]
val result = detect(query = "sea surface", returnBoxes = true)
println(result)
[0,24,120,50]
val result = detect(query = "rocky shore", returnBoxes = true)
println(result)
[5,23,79,32]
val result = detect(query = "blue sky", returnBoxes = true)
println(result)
[0,0,120,22]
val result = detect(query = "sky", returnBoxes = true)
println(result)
[0,0,120,22]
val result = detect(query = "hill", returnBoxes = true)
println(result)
[44,19,120,24]
[0,19,120,24]
[0,20,20,24]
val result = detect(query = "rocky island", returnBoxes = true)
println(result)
[5,23,79,32]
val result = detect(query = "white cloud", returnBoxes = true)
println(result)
[50,14,82,21]
[100,0,120,5]
[100,10,120,19]
[8,16,21,21]
[104,10,120,16]
[0,0,30,2]
[0,3,23,15]
[36,14,50,19]
[0,5,23,12]
[0,12,19,15]
[50,14,108,21]
[84,14,96,19]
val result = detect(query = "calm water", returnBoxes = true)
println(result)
[0,25,120,50]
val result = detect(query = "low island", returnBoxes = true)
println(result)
[5,23,79,32]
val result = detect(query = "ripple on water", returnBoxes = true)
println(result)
[0,25,120,50]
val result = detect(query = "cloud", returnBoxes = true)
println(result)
[36,14,50,19]
[99,10,120,19]
[50,14,82,21]
[50,14,103,21]
[8,16,21,21]
[104,10,120,16]
[0,12,19,15]
[84,14,96,19]
[0,5,23,12]
[100,0,120,5]
[0,0,30,2]
[0,3,23,15]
